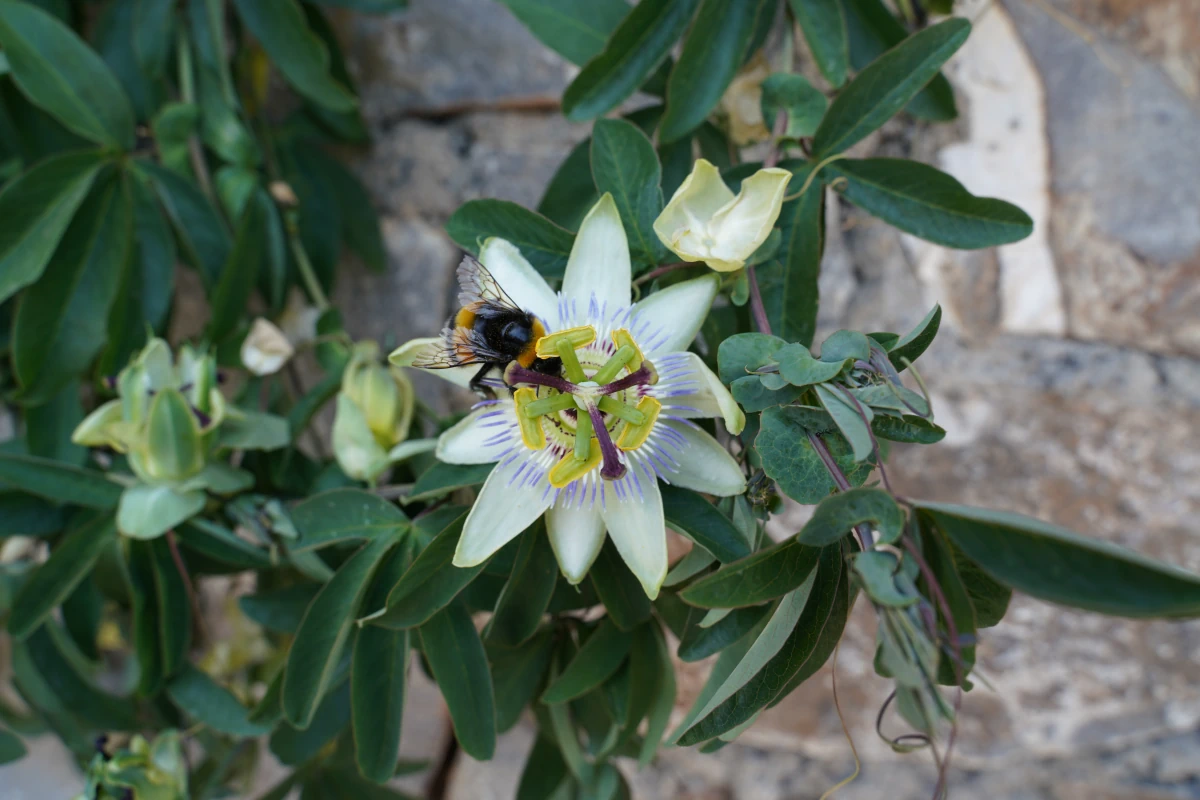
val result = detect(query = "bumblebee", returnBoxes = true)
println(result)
[413,255,562,395]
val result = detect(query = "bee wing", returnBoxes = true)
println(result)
[456,254,521,311]
[410,325,506,370]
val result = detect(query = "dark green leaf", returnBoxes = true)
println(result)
[853,550,914,606]
[660,0,775,142]
[497,0,630,67]
[800,487,903,546]
[323,156,386,272]
[150,101,199,174]
[918,502,1200,619]
[755,406,874,504]
[7,514,116,640]
[681,538,818,608]
[0,0,134,148]
[677,604,770,662]
[812,18,970,156]
[760,73,829,137]
[562,0,701,122]
[830,159,1033,248]
[292,488,409,552]
[0,728,25,765]
[60,574,100,661]
[590,118,665,265]
[888,302,941,369]
[842,0,956,121]
[139,161,231,288]
[542,619,631,704]
[871,414,944,444]
[284,536,398,728]
[717,332,788,384]
[373,514,489,629]
[0,149,106,304]
[488,525,558,647]
[240,584,322,635]
[167,664,272,736]
[661,485,751,564]
[0,493,66,539]
[774,343,845,387]
[538,138,598,231]
[489,627,555,732]
[419,603,496,759]
[128,539,163,695]
[176,518,273,570]
[445,200,574,280]
[407,461,493,504]
[0,455,113,509]
[589,540,652,631]
[9,625,92,754]
[25,382,85,466]
[23,623,139,730]
[789,0,847,86]
[133,0,174,77]
[231,0,357,111]
[148,536,190,678]
[921,524,977,686]
[207,188,267,343]
[815,383,874,462]
[516,734,571,800]
[756,160,822,347]
[623,622,659,733]
[93,0,165,123]
[271,680,352,766]
[301,3,370,143]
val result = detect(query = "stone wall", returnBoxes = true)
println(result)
[332,0,1200,797]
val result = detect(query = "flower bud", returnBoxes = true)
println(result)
[653,159,792,272]
[240,318,295,376]
[333,341,414,482]
[132,388,206,484]
[719,53,772,146]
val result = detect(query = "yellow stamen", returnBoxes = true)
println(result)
[512,388,545,450]
[597,395,645,425]
[610,328,644,373]
[535,325,595,359]
[616,396,662,451]
[574,410,593,461]
[591,345,637,385]
[549,442,601,487]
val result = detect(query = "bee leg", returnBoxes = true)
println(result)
[469,364,497,399]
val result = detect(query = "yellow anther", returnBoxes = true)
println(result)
[512,388,545,450]
[535,325,596,359]
[610,329,644,373]
[549,442,601,487]
[616,396,662,451]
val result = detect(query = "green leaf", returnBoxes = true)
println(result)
[516,734,571,800]
[283,536,398,728]
[9,626,92,754]
[638,623,675,767]
[23,623,139,730]
[0,728,25,765]
[888,303,941,370]
[13,175,132,404]
[0,149,107,304]
[150,102,199,175]
[676,544,847,743]
[487,525,558,647]
[323,156,386,272]
[127,538,163,695]
[842,0,956,121]
[756,161,823,347]
[8,514,116,639]
[538,138,598,232]
[489,627,555,732]
[542,618,631,704]
[921,524,977,686]
[917,502,1200,619]
[133,0,174,77]
[562,0,701,122]
[853,550,914,607]
[177,518,273,571]
[167,664,272,737]
[60,575,101,661]
[419,603,496,760]
[116,484,205,540]
[589,540,653,631]
[681,538,818,608]
[774,343,845,387]
[815,383,874,462]
[208,193,266,342]
[755,406,874,504]
[760,73,829,138]
[148,536,190,678]
[240,584,322,635]
[139,161,231,288]
[830,158,1033,248]
[870,414,944,444]
[407,462,494,504]
[590,118,665,266]
[788,0,848,86]
[717,332,788,384]
[659,0,775,142]
[445,200,575,280]
[25,382,85,466]
[677,604,771,662]
[372,514,490,629]
[270,679,352,766]
[218,407,291,450]
[800,487,903,547]
[0,493,66,538]
[812,17,970,156]
[291,488,409,552]
[231,0,357,111]
[497,0,630,67]
[660,485,751,564]
[0,454,116,508]
[0,0,134,148]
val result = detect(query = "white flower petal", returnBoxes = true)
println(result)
[435,404,519,465]
[546,499,606,584]
[479,237,558,326]
[653,352,745,434]
[562,193,630,313]
[708,167,792,265]
[600,478,667,600]
[241,318,294,376]
[454,453,553,567]
[658,420,747,497]
[630,275,719,356]
[388,337,477,389]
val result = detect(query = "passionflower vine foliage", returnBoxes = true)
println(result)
[394,195,745,597]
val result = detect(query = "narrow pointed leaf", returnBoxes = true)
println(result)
[445,201,574,280]
[788,0,847,86]
[167,664,272,736]
[419,603,496,760]
[888,303,941,369]
[149,536,190,678]
[677,604,771,662]
[681,538,818,608]
[487,524,558,647]
[799,487,904,546]
[755,161,822,347]
[207,191,267,342]
[138,161,231,288]
[589,540,653,631]
[292,488,409,552]
[542,619,632,704]
[497,0,630,67]
[590,118,666,265]
[661,485,751,564]
[489,628,555,732]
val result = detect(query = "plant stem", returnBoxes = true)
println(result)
[632,261,693,286]
[746,265,772,336]
[288,231,331,311]
[806,430,875,549]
